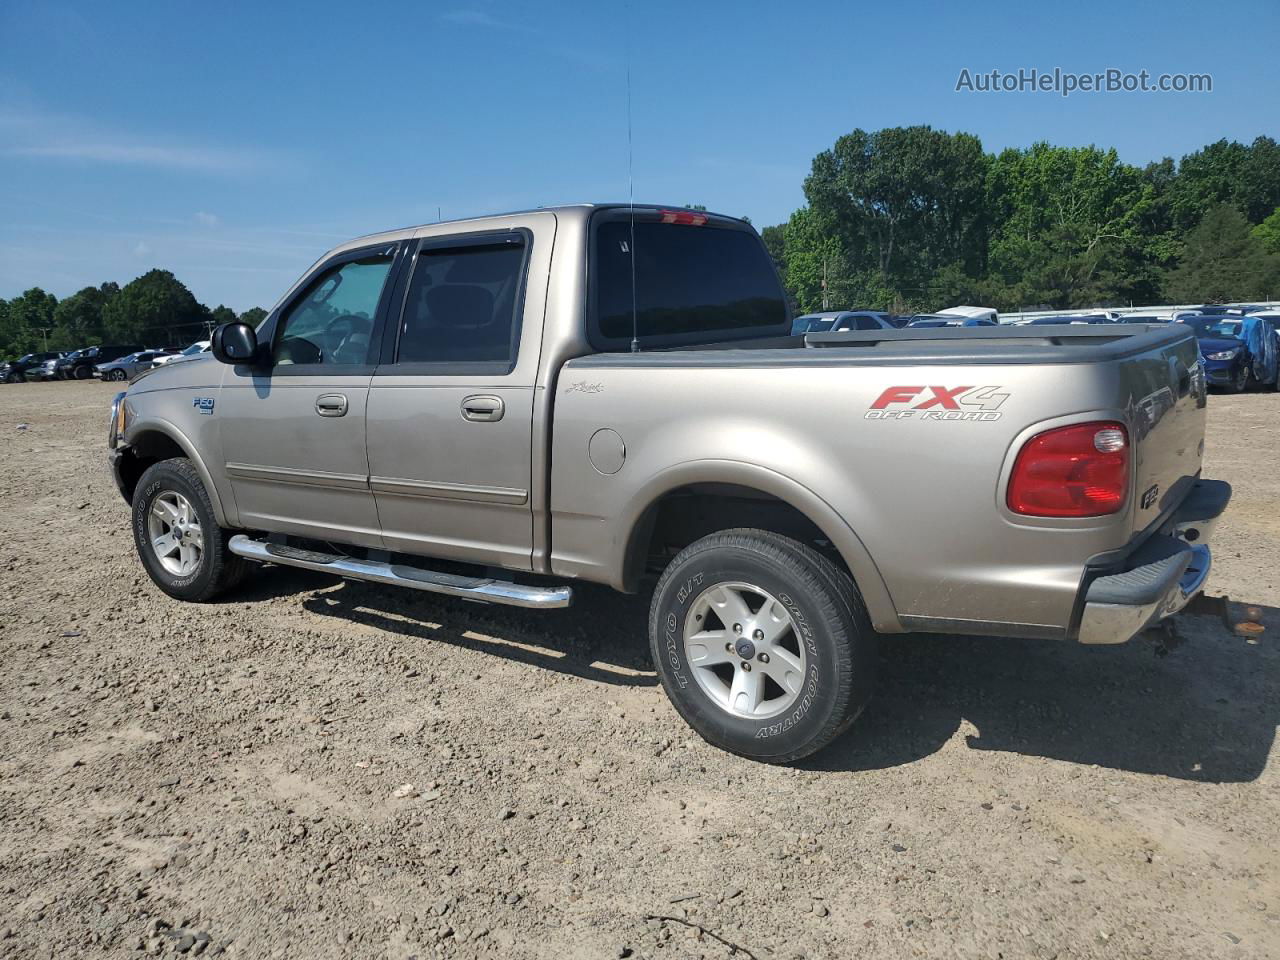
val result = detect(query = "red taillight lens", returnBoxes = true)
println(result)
[1007,421,1129,517]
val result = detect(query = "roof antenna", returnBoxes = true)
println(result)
[626,3,639,353]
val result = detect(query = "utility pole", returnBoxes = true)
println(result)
[821,257,829,311]
[35,327,53,351]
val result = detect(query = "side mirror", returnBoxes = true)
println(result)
[211,322,259,365]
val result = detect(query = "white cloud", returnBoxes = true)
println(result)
[0,105,279,174]
[132,240,152,258]
[194,211,219,227]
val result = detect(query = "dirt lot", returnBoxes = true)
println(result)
[0,380,1277,960]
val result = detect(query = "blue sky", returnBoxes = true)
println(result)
[1,0,1276,312]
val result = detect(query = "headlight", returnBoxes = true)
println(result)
[1205,348,1240,360]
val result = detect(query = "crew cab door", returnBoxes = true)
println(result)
[217,242,403,547]
[365,215,553,570]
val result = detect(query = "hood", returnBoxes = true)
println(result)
[129,353,219,390]
[1197,336,1243,355]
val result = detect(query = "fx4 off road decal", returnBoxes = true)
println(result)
[865,385,1008,422]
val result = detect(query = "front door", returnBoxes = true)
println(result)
[218,243,400,547]
[366,219,551,570]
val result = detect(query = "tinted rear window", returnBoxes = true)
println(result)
[591,218,787,346]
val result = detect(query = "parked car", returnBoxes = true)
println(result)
[106,203,1227,763]
[151,341,211,366]
[791,311,896,335]
[95,350,170,382]
[1023,314,1114,325]
[1,351,64,383]
[933,305,999,324]
[1178,315,1278,392]
[905,314,997,327]
[56,344,144,380]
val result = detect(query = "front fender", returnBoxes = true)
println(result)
[617,459,903,634]
[124,415,234,528]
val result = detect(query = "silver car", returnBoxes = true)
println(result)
[95,350,171,382]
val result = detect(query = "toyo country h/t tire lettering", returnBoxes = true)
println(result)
[648,528,876,763]
[132,458,249,602]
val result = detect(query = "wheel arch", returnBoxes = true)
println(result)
[120,418,231,527]
[618,460,902,633]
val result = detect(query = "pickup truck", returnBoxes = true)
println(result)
[106,203,1230,763]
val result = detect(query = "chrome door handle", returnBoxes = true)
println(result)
[461,395,504,422]
[316,393,348,417]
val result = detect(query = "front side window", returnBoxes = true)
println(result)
[591,218,787,346]
[395,238,527,369]
[274,254,393,365]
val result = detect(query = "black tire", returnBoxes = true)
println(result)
[110,369,127,381]
[72,364,92,380]
[648,528,876,764]
[132,458,249,601]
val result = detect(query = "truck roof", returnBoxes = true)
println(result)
[335,203,750,252]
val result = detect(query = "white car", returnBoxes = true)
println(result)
[151,341,211,366]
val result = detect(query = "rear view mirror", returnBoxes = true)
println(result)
[211,322,259,365]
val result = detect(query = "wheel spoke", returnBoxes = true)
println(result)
[152,533,178,558]
[183,525,204,549]
[687,628,734,662]
[152,499,179,526]
[728,666,764,715]
[708,585,753,630]
[754,596,792,645]
[761,658,801,697]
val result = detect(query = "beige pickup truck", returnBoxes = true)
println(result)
[107,203,1229,762]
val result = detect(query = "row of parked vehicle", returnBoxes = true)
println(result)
[792,302,1280,393]
[0,340,212,384]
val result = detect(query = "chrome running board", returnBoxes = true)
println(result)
[227,535,572,609]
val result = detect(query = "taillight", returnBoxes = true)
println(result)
[1007,421,1129,517]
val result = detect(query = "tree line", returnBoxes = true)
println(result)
[759,129,1280,314]
[0,270,267,360]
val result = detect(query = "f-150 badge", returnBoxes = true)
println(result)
[193,397,215,415]
[865,385,1008,421]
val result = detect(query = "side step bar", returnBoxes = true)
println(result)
[227,535,573,609]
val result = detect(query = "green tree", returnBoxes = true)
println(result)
[803,126,988,300]
[238,307,268,327]
[1165,203,1280,303]
[759,224,786,276]
[1253,206,1280,255]
[102,270,208,345]
[49,282,118,350]
[984,143,1153,309]
[2,287,58,356]
[1169,137,1280,232]
[210,304,238,326]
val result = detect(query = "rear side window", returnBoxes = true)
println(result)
[590,217,787,348]
[395,237,527,371]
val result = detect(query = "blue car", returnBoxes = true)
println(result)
[1178,315,1278,392]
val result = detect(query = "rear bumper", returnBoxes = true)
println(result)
[1077,478,1230,645]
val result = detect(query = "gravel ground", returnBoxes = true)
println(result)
[0,380,1277,960]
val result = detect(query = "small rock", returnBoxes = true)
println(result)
[1223,932,1241,944]
[722,886,743,901]
[145,698,157,713]
[176,933,195,953]
[617,947,633,959]
[891,843,907,852]
[498,808,516,821]
[1068,873,1086,884]
[16,423,28,431]
[291,824,307,839]
[158,775,180,787]
[392,783,417,799]
[433,898,452,917]
[504,893,521,905]
[981,802,993,811]
[61,630,82,638]
[813,903,830,918]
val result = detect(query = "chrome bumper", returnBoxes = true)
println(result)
[1077,478,1229,645]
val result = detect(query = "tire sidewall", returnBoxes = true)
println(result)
[132,463,220,600]
[651,546,848,760]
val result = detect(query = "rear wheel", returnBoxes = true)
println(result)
[110,369,128,381]
[132,458,248,601]
[1224,365,1248,393]
[648,528,876,763]
[72,364,91,380]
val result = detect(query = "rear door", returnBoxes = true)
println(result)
[217,242,403,547]
[365,214,554,571]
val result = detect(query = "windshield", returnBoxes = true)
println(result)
[1178,316,1217,336]
[182,343,206,356]
[1209,321,1242,338]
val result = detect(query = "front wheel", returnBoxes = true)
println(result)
[649,529,876,764]
[73,365,92,380]
[132,458,249,601]
[110,369,128,381]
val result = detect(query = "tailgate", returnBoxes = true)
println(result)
[1122,327,1206,535]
